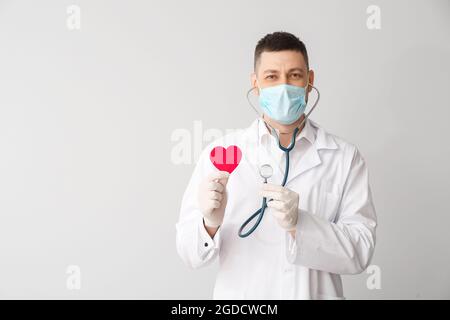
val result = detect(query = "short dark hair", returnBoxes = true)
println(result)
[254,31,309,71]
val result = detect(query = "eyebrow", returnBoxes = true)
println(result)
[263,67,305,74]
[263,69,279,74]
[288,68,305,73]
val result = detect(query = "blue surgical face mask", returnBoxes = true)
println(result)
[257,82,308,125]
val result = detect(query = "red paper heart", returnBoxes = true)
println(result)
[209,145,242,174]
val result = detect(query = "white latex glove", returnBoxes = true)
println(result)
[260,183,299,231]
[198,171,230,228]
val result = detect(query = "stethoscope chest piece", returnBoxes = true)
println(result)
[259,164,273,183]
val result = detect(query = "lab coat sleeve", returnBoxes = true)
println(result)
[286,148,377,275]
[176,148,222,269]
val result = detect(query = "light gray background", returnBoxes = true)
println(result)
[0,0,449,299]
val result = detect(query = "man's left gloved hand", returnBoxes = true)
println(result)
[260,183,299,231]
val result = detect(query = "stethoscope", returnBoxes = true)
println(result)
[237,82,320,238]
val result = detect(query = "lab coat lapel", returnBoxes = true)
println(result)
[238,119,338,185]
[239,119,285,182]
[285,120,338,185]
[285,145,321,185]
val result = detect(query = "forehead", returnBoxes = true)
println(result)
[257,50,306,72]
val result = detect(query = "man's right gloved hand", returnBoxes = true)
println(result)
[198,171,230,228]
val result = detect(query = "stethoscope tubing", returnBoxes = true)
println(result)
[238,128,298,238]
[238,84,320,238]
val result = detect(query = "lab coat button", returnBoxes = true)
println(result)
[204,242,209,247]
[284,267,293,273]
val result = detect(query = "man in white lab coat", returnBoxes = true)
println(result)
[176,31,377,299]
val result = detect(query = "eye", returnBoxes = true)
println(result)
[290,73,302,79]
[265,75,276,80]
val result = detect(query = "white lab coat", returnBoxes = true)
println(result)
[176,118,377,300]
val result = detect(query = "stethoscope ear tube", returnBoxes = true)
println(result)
[304,84,320,120]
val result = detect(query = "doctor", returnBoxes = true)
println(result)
[176,31,377,300]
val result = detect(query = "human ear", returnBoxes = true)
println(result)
[251,72,259,95]
[307,70,315,93]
